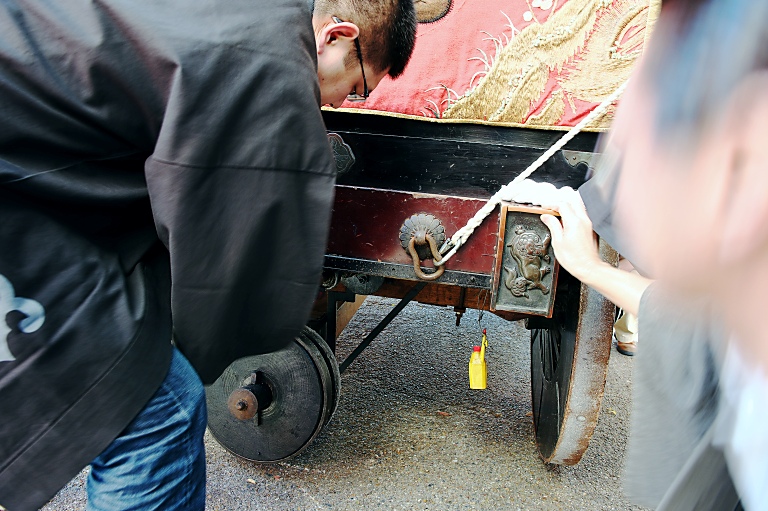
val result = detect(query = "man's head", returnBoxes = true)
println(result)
[312,0,416,107]
[612,0,768,366]
[614,0,768,288]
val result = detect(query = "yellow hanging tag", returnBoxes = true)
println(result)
[469,329,488,389]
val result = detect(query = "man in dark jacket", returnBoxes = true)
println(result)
[0,0,415,509]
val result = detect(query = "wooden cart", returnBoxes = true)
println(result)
[205,0,658,466]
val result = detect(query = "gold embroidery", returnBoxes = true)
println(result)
[525,89,566,127]
[443,0,606,123]
[559,1,650,106]
[442,0,659,129]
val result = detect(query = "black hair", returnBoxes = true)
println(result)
[315,0,417,78]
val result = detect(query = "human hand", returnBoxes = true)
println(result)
[510,180,604,282]
[507,179,565,211]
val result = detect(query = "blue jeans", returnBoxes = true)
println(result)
[86,347,207,511]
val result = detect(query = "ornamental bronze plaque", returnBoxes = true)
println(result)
[491,203,559,317]
[327,133,355,176]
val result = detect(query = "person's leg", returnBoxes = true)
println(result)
[614,260,639,356]
[86,346,207,511]
[614,307,639,356]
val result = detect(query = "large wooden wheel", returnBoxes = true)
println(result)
[206,327,340,462]
[529,242,617,465]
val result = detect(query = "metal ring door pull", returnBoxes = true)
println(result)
[407,234,444,281]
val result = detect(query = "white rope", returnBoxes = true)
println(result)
[435,81,628,266]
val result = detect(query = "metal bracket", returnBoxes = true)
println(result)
[341,273,384,295]
[339,281,427,373]
[561,150,595,170]
[325,290,356,353]
[328,133,356,176]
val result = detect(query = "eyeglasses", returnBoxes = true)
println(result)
[332,16,369,101]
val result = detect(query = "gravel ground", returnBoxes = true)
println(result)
[43,296,647,511]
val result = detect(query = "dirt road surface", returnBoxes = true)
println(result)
[43,296,647,511]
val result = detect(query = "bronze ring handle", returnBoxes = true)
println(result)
[407,234,445,281]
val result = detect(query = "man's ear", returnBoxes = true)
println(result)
[316,19,360,55]
[717,72,768,263]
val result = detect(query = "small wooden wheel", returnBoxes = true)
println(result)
[206,327,340,462]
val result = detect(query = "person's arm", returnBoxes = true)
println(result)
[144,3,335,384]
[558,255,652,317]
[512,181,652,315]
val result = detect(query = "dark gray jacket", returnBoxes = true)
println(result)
[580,149,738,511]
[0,0,335,508]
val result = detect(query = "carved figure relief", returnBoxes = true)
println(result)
[504,225,551,298]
